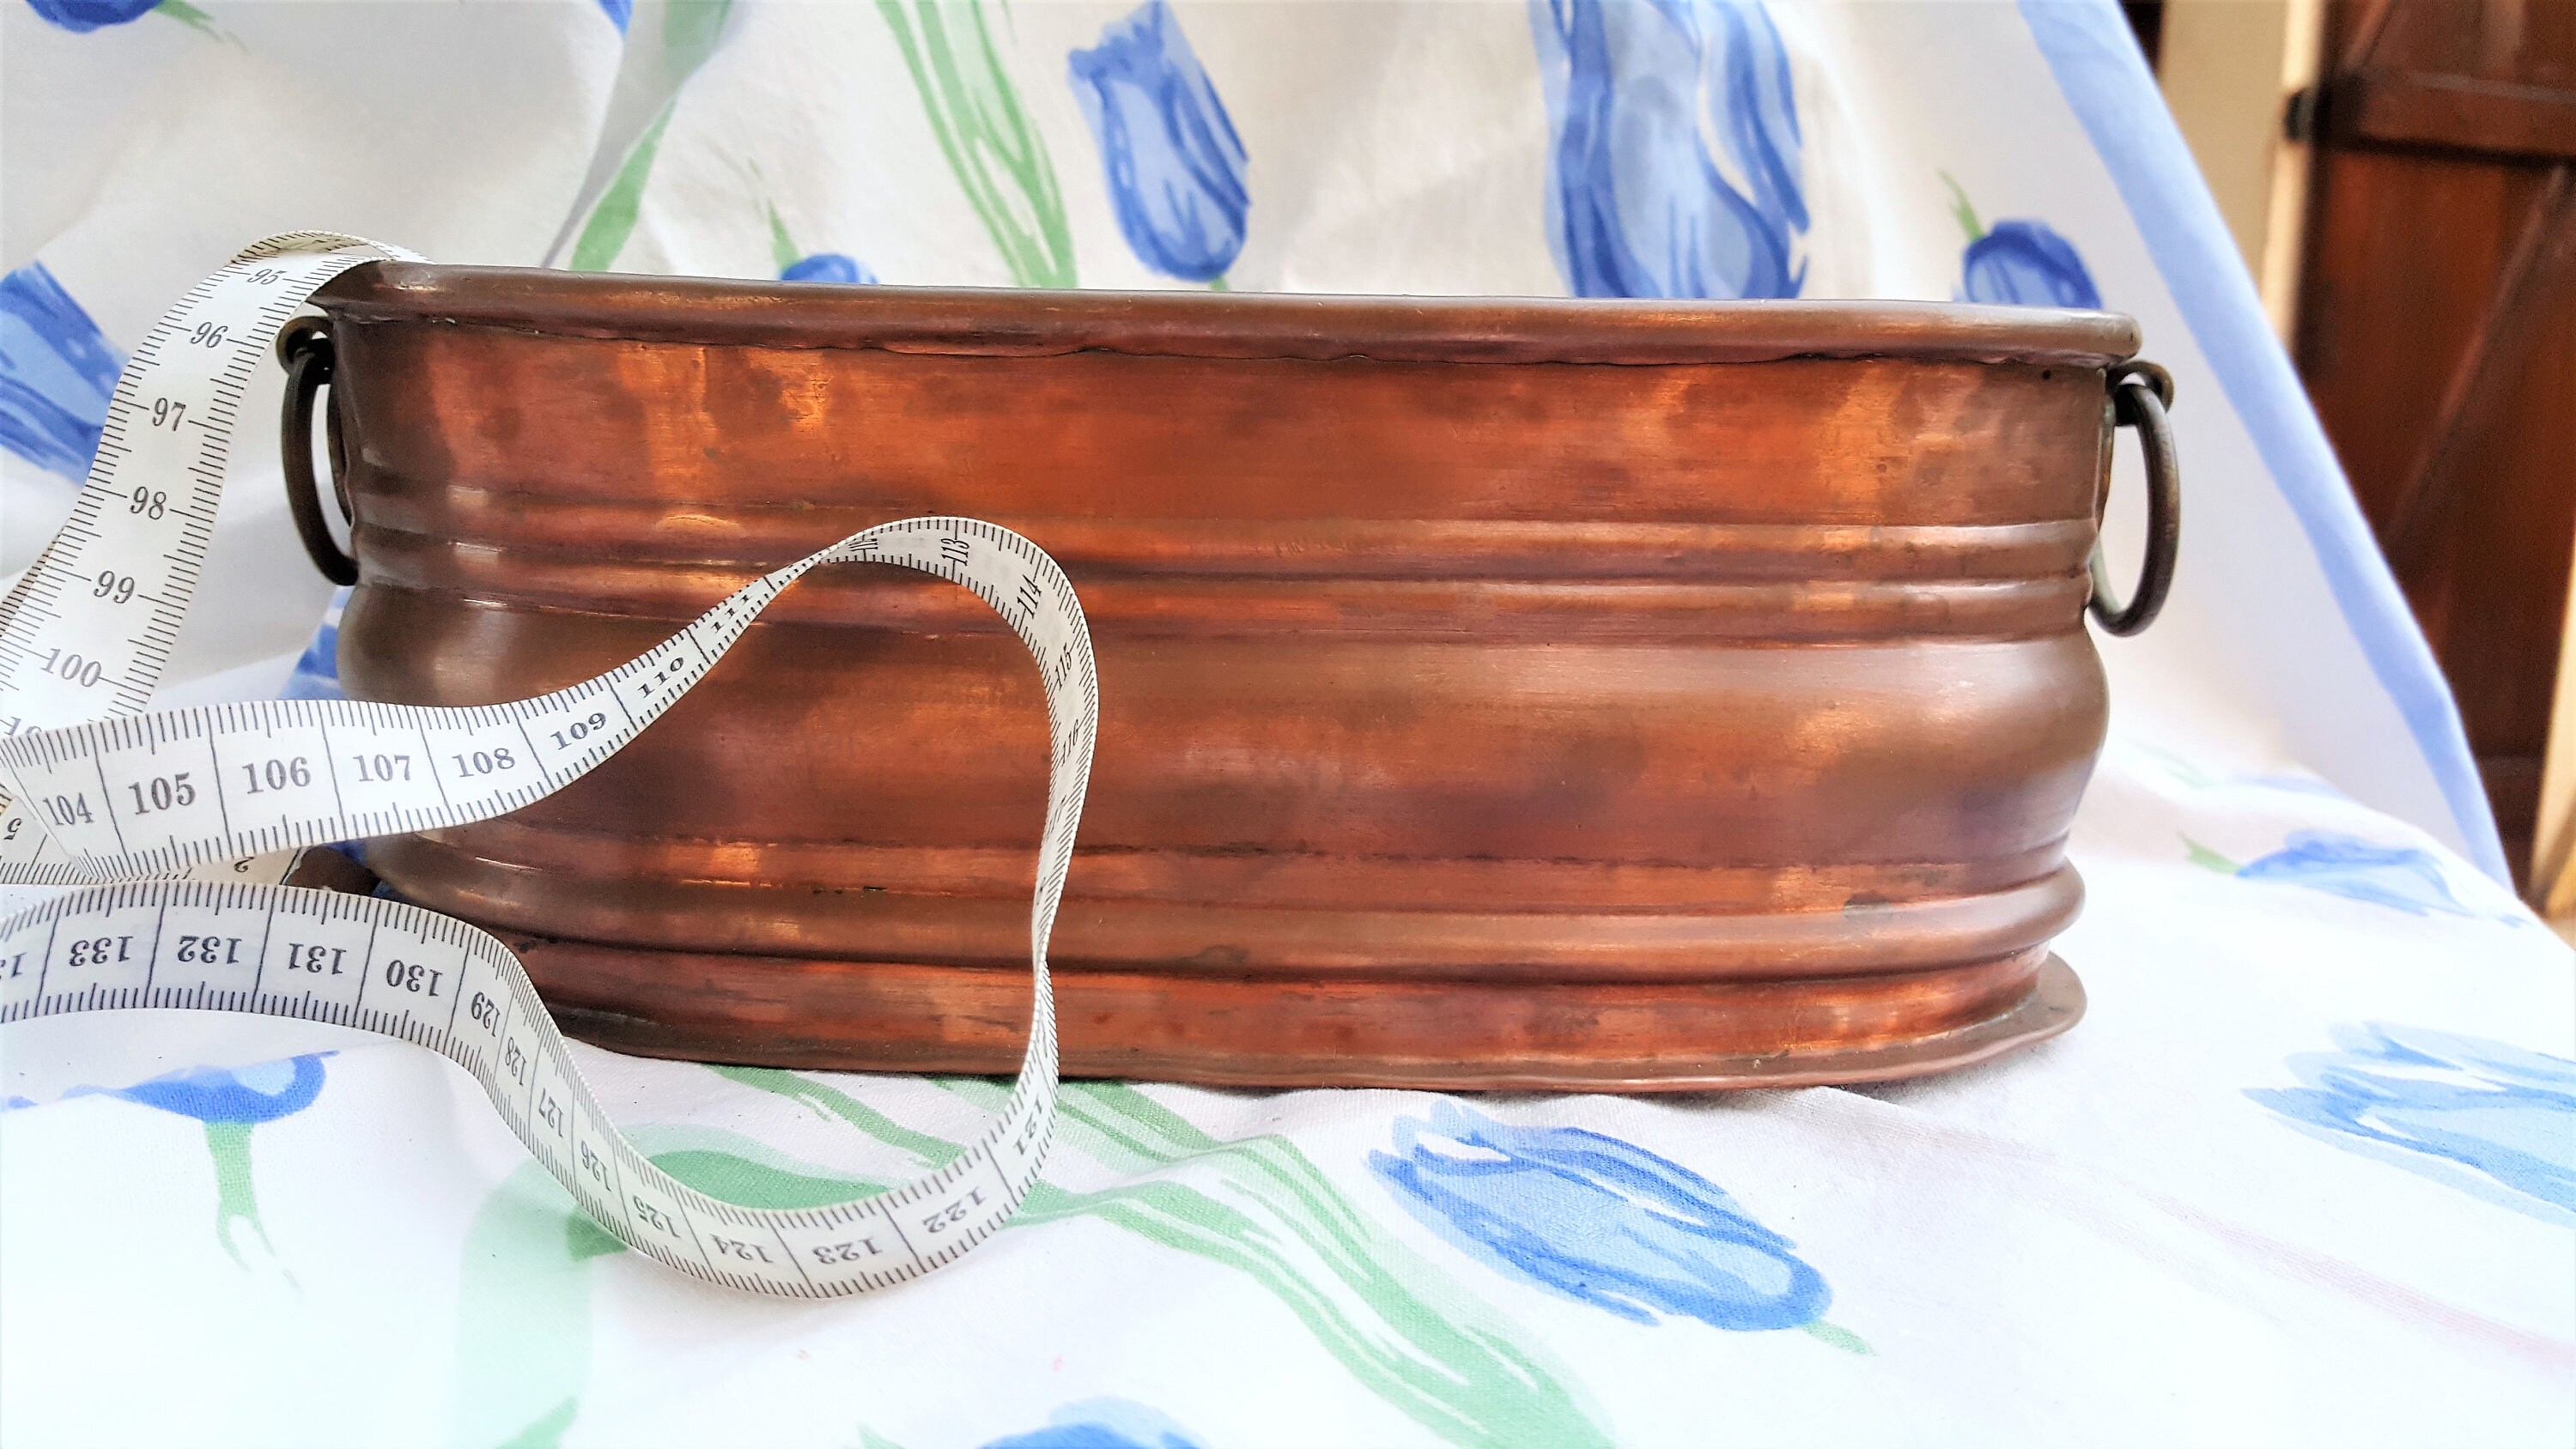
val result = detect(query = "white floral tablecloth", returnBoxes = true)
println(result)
[3,3,2568,1446]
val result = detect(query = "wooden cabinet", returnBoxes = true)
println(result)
[2298,0,2576,890]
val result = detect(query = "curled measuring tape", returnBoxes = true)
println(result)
[0,235,1092,1297]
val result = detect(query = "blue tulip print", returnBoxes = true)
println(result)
[1,261,124,482]
[596,0,631,33]
[278,587,350,701]
[1943,173,2100,307]
[2184,829,2508,920]
[2250,1024,2575,1227]
[1068,0,1249,287]
[1964,221,2101,307]
[764,201,876,286]
[1528,0,1807,300]
[71,1054,331,1267]
[781,254,874,285]
[25,0,225,38]
[279,625,342,700]
[1371,1100,1865,1349]
[2236,833,2469,915]
[981,1398,1206,1449]
[23,0,154,29]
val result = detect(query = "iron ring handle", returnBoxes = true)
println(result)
[2088,361,2179,637]
[278,317,358,586]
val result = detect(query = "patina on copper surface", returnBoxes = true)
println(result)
[303,263,2147,1089]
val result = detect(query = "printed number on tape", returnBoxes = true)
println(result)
[0,234,1094,1297]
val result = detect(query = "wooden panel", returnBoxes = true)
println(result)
[2329,71,2576,160]
[2398,173,2576,798]
[2330,0,2576,155]
[2353,0,2576,88]
[2296,149,2549,528]
[2300,0,2576,889]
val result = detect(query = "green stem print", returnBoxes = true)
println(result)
[85,1055,330,1280]
[447,1075,1619,1448]
[202,1120,278,1270]
[569,102,677,272]
[2138,738,2227,790]
[1800,1319,1872,1354]
[447,1162,623,1449]
[1032,1082,1612,1448]
[447,1131,886,1449]
[2183,834,2243,872]
[563,0,737,271]
[873,0,1078,288]
[713,1067,1613,1449]
[1939,170,1984,242]
[765,200,802,276]
[151,0,235,42]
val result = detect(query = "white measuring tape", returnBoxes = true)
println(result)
[0,234,1093,1297]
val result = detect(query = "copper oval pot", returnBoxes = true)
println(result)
[301,264,2154,1090]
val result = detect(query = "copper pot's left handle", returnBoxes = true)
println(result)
[278,317,358,586]
[2089,360,2179,637]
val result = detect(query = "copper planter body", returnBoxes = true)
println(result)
[310,264,2134,1090]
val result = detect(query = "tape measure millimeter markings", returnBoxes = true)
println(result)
[0,234,418,888]
[0,235,1094,1298]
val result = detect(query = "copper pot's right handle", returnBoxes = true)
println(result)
[2089,360,2179,637]
[277,317,358,586]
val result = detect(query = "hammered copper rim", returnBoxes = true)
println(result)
[313,262,2142,367]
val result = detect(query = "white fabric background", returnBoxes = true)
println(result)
[3,3,2567,1446]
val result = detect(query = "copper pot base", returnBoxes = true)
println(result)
[513,935,2085,1091]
